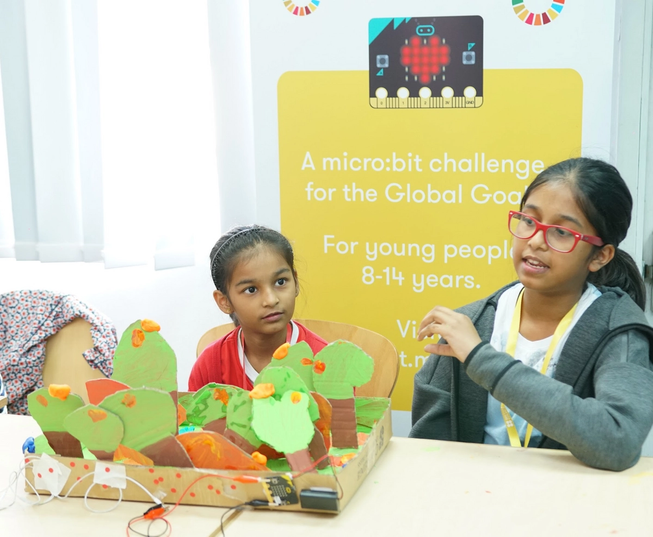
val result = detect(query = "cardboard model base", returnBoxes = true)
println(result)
[25,404,391,513]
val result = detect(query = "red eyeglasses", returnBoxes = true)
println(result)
[508,211,604,253]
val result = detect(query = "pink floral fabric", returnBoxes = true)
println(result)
[0,290,116,415]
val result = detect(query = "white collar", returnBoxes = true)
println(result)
[237,320,299,384]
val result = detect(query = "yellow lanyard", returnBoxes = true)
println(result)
[501,289,578,448]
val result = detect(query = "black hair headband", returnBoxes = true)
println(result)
[210,226,292,289]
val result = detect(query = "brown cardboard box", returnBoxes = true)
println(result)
[25,402,391,513]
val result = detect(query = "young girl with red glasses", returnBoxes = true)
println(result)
[410,158,653,471]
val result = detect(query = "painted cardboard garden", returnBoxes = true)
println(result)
[25,320,392,512]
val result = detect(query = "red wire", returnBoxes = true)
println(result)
[134,449,337,529]
[125,514,173,537]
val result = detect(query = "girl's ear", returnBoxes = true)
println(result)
[293,271,299,297]
[588,244,615,273]
[213,289,233,315]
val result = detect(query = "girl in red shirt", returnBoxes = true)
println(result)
[189,225,327,391]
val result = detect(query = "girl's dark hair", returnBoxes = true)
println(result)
[209,225,296,322]
[521,157,646,309]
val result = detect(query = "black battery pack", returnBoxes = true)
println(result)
[299,488,339,512]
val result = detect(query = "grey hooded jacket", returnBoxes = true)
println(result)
[410,283,653,471]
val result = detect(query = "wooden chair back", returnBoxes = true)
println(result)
[42,318,108,404]
[196,318,399,397]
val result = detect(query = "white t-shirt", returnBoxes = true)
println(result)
[483,282,602,446]
[237,320,300,384]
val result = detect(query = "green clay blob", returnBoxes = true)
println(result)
[312,341,374,399]
[251,391,314,454]
[111,320,177,393]
[99,388,176,452]
[27,387,85,432]
[64,404,125,452]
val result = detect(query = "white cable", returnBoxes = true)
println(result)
[0,458,49,510]
[83,482,123,514]
[124,476,164,506]
[2,456,164,515]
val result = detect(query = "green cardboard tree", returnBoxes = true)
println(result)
[27,385,85,458]
[97,387,192,467]
[224,389,263,454]
[255,366,319,421]
[63,405,125,460]
[251,391,316,472]
[111,320,177,396]
[268,341,316,391]
[184,383,239,433]
[254,366,328,468]
[98,388,176,452]
[312,341,374,448]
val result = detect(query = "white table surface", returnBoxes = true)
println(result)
[2,414,653,537]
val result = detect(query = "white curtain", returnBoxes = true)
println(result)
[0,0,220,269]
[0,61,13,259]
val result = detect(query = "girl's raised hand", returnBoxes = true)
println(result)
[417,306,482,363]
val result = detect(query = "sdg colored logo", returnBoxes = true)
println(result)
[283,0,320,16]
[512,0,565,26]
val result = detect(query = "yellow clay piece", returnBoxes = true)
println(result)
[121,393,137,408]
[251,451,268,465]
[88,409,107,423]
[290,391,302,404]
[48,384,71,401]
[131,329,145,347]
[340,453,356,465]
[249,383,275,399]
[141,319,161,332]
[272,342,290,359]
[212,388,230,405]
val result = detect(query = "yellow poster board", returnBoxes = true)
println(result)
[279,69,582,411]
